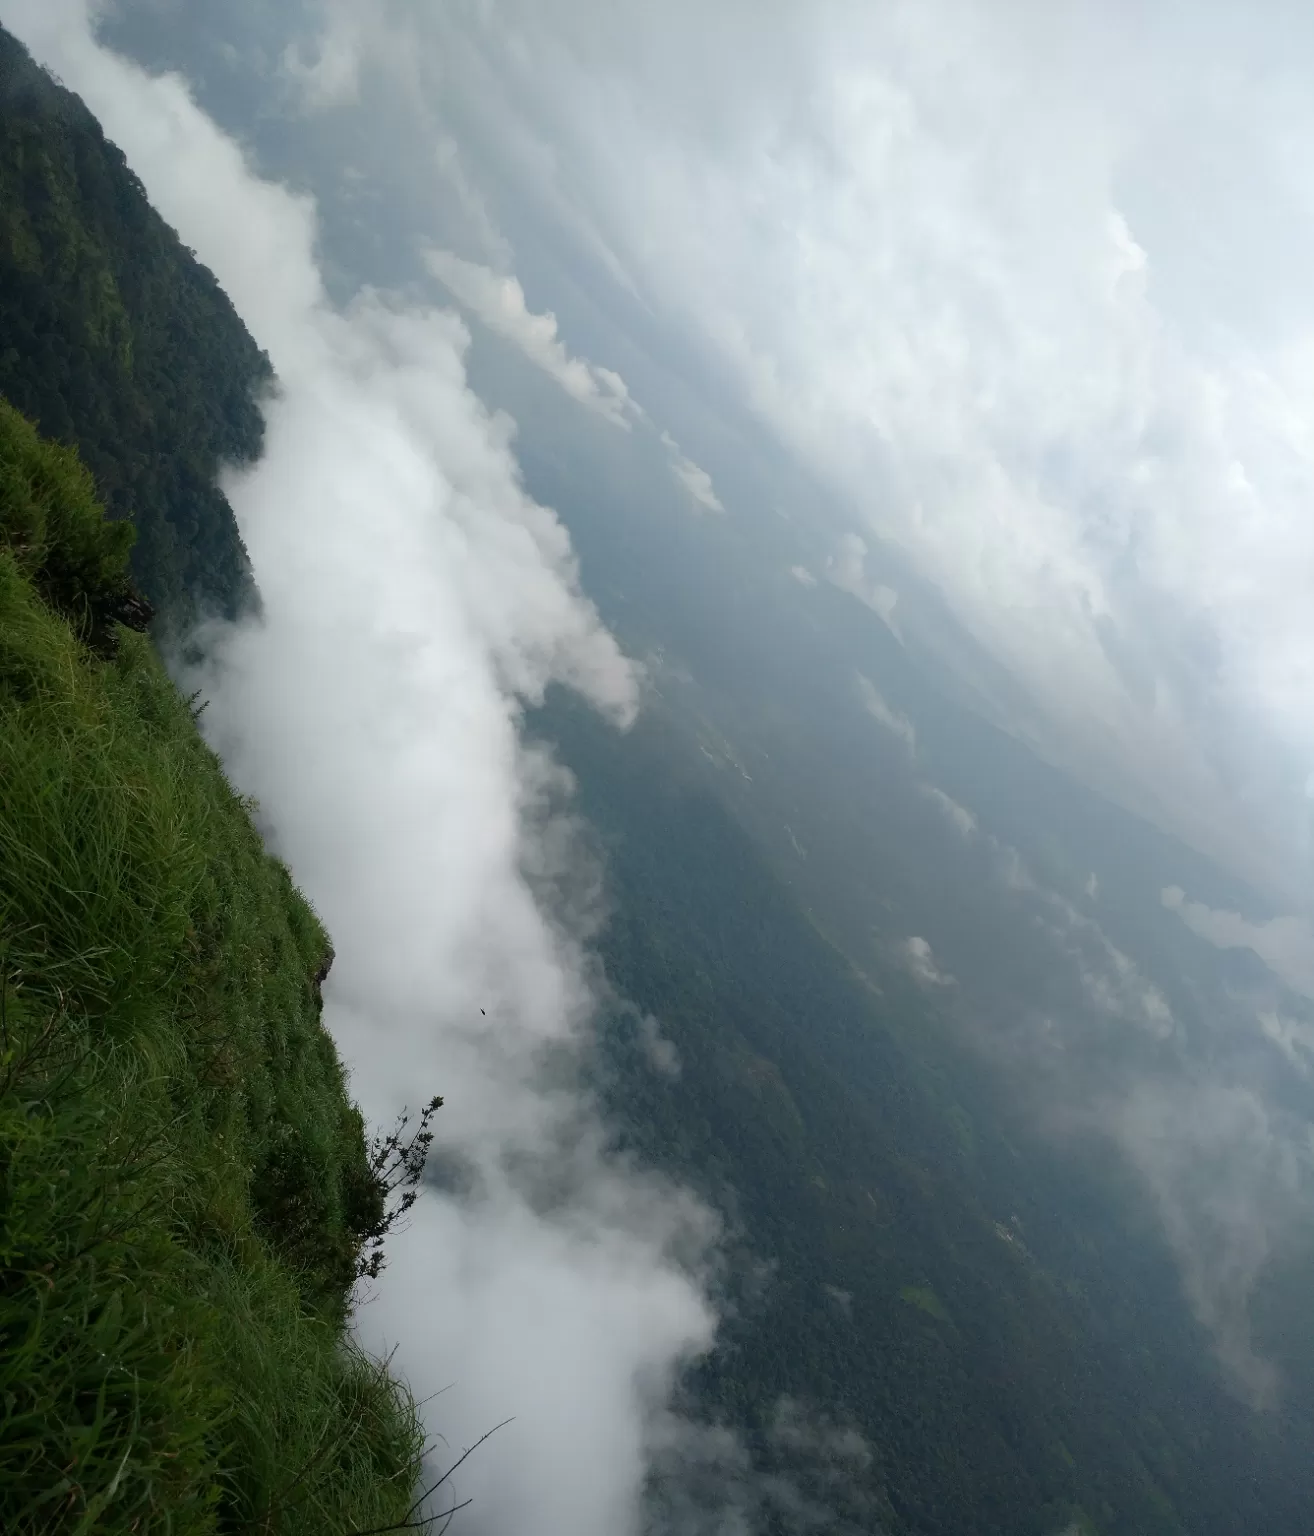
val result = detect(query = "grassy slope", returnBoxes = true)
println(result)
[0,400,422,1533]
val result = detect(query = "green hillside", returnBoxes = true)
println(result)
[0,399,423,1532]
[0,27,266,631]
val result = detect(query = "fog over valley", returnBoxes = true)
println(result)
[3,3,1313,1533]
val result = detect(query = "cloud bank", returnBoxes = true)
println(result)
[1,4,726,1530]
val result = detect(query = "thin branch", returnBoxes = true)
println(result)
[344,1419,512,1536]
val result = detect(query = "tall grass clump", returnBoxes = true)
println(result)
[0,399,427,1533]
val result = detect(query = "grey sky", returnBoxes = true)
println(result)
[244,0,1314,902]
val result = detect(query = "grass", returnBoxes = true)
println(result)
[0,398,426,1533]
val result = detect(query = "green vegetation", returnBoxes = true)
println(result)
[0,399,423,1532]
[0,27,268,631]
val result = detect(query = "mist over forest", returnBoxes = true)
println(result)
[2,3,1313,1534]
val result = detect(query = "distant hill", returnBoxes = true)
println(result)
[0,26,267,632]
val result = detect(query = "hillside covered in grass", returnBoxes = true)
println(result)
[0,26,268,632]
[0,399,426,1531]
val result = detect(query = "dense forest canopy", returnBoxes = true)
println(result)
[0,27,267,632]
[543,690,1314,1536]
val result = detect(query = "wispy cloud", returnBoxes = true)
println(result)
[962,836,1310,1402]
[426,248,638,428]
[855,671,915,753]
[1256,1009,1314,1075]
[1162,887,1314,999]
[1110,1081,1300,1410]
[920,783,977,838]
[426,249,725,514]
[828,533,902,639]
[279,5,365,111]
[660,429,724,514]
[998,849,1176,1041]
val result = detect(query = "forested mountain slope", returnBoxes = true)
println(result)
[502,371,1314,1533]
[542,690,1314,1536]
[0,28,266,630]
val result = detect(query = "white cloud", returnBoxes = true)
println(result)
[998,848,1176,1040]
[18,0,1314,1471]
[425,251,725,515]
[789,564,817,587]
[1162,887,1314,998]
[827,533,902,639]
[1074,946,1175,1039]
[659,429,724,513]
[1257,1009,1314,1074]
[902,935,953,986]
[970,833,1313,1402]
[2,6,723,1531]
[1111,1081,1301,1409]
[637,1012,681,1079]
[646,1397,879,1534]
[920,783,977,837]
[855,671,914,753]
[280,6,364,110]
[426,248,638,429]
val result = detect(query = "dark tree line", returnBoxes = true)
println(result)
[0,24,271,634]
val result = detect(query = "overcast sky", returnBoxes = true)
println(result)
[206,0,1314,904]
